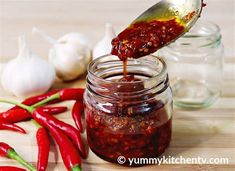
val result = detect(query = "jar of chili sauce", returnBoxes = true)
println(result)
[84,55,173,165]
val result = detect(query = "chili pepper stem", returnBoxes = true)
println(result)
[0,99,33,113]
[31,119,42,128]
[0,99,41,128]
[32,93,60,108]
[71,165,82,171]
[7,149,36,171]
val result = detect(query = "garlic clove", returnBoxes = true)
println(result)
[93,23,116,60]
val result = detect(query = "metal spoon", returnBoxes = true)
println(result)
[111,0,204,59]
[133,0,204,37]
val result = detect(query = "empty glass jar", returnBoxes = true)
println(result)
[157,20,224,109]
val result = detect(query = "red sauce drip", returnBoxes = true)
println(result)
[119,75,136,82]
[123,60,127,79]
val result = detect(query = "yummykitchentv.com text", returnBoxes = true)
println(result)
[117,155,229,166]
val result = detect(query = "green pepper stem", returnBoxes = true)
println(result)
[0,99,33,113]
[0,93,60,129]
[7,149,36,171]
[32,93,60,108]
[71,165,82,171]
[0,99,42,128]
[31,119,42,128]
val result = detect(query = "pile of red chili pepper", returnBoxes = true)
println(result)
[0,88,86,171]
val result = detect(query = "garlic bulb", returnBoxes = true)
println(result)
[33,28,91,81]
[49,33,91,81]
[93,23,116,60]
[1,35,55,98]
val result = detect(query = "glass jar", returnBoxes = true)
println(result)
[84,55,173,165]
[157,20,224,109]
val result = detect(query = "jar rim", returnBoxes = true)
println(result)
[184,20,220,37]
[167,20,221,48]
[87,54,167,85]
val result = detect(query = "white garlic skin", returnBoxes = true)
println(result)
[1,36,55,98]
[93,23,116,60]
[0,63,5,78]
[49,33,91,81]
[0,63,5,89]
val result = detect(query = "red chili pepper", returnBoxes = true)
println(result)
[0,166,26,171]
[59,88,84,101]
[32,108,81,171]
[29,88,85,109]
[0,90,62,123]
[0,106,67,123]
[1,88,84,117]
[0,142,10,157]
[0,109,29,123]
[0,122,26,134]
[36,127,50,171]
[32,108,87,159]
[12,90,61,110]
[42,106,67,114]
[72,101,84,132]
[0,142,36,171]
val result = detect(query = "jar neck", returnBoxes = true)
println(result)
[86,55,169,102]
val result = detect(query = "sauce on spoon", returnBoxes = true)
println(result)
[111,18,185,78]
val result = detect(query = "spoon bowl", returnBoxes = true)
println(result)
[133,0,204,31]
